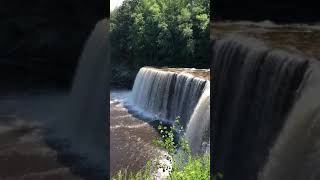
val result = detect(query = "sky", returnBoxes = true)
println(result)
[110,0,125,12]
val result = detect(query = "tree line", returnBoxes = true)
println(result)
[110,0,210,86]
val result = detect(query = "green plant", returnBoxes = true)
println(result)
[112,161,152,180]
[110,0,210,86]
[112,116,211,179]
[170,153,210,179]
[152,116,210,180]
[152,116,191,155]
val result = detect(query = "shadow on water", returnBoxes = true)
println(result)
[43,129,108,180]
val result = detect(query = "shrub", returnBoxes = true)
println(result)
[112,116,211,179]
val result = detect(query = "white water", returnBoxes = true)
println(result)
[259,60,320,180]
[212,35,320,180]
[54,19,109,166]
[211,35,309,179]
[186,82,210,154]
[130,67,210,154]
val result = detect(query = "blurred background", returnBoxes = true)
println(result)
[0,1,108,179]
[0,0,107,92]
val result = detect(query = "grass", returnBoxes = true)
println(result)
[112,116,211,180]
[112,161,152,180]
[169,153,210,180]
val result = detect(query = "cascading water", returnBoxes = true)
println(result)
[131,67,208,126]
[186,81,210,154]
[211,35,320,180]
[53,19,109,168]
[130,67,210,153]
[259,60,320,180]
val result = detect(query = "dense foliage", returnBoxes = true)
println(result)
[110,0,210,87]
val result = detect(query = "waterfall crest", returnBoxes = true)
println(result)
[212,35,309,179]
[131,67,208,126]
[130,67,210,153]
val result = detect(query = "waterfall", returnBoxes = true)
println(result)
[130,67,208,126]
[259,60,320,180]
[186,81,210,154]
[130,67,210,153]
[54,19,109,167]
[212,35,309,180]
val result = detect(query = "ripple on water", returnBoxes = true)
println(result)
[110,91,165,177]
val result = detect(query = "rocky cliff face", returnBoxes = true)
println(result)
[0,0,107,90]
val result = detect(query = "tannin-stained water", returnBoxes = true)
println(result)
[212,35,320,180]
[53,18,109,169]
[110,90,164,176]
[259,60,320,180]
[130,67,210,154]
[131,67,208,127]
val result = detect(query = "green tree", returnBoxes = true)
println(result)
[110,0,210,87]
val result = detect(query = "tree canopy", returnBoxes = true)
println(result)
[110,0,209,68]
[110,0,209,87]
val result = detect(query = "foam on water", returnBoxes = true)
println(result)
[128,67,210,154]
[54,18,109,168]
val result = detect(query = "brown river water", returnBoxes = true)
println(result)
[110,90,163,177]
